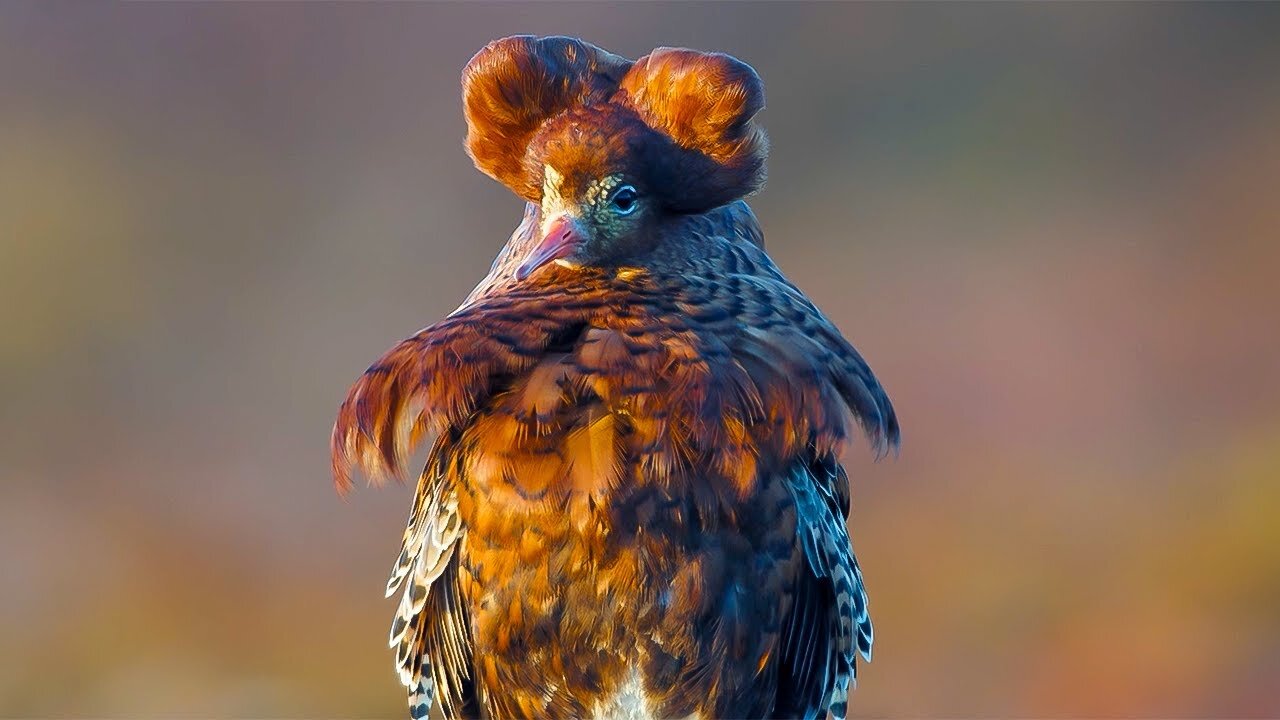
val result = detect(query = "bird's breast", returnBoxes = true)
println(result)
[453,407,801,719]
[592,668,702,720]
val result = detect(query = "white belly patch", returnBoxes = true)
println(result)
[590,668,701,720]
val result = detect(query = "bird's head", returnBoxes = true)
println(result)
[462,36,768,280]
[514,105,661,279]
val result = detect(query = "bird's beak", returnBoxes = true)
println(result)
[516,214,586,280]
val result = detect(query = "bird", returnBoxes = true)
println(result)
[331,35,899,720]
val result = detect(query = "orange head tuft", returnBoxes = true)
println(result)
[462,35,768,215]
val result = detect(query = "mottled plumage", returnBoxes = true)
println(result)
[332,35,899,720]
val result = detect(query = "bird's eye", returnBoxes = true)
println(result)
[611,185,639,215]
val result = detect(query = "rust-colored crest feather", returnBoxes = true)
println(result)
[462,36,768,213]
[463,36,633,202]
[621,47,768,211]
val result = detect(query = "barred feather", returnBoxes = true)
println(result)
[407,677,432,720]
[787,457,875,720]
[387,440,465,719]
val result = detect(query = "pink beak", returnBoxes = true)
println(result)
[516,215,585,280]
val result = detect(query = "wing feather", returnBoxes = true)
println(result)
[782,454,874,720]
[387,437,471,720]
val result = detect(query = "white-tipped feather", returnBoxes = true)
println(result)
[385,450,465,719]
[408,677,434,720]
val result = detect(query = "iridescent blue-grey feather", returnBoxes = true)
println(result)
[784,454,874,720]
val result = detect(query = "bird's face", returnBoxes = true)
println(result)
[516,165,657,280]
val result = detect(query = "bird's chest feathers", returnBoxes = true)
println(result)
[454,313,769,512]
[331,267,857,500]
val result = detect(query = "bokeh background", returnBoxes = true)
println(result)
[3,2,1279,717]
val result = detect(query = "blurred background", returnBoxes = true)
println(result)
[2,2,1279,717]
